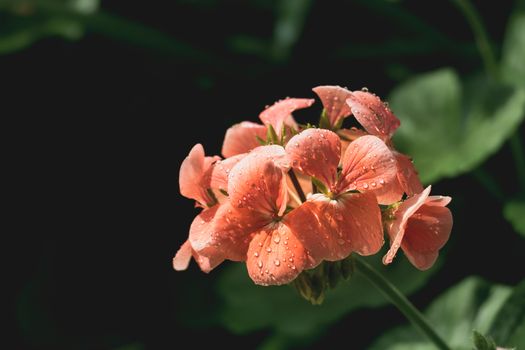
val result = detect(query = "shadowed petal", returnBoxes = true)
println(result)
[173,240,192,271]
[246,223,310,286]
[210,154,246,193]
[338,135,397,193]
[395,152,423,196]
[222,121,267,158]
[313,85,353,127]
[285,128,341,188]
[259,98,314,137]
[286,192,383,262]
[373,178,405,205]
[347,91,400,141]
[402,204,453,270]
[228,145,289,216]
[383,186,432,266]
[189,203,267,263]
[179,144,220,205]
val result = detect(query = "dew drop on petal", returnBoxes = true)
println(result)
[379,179,385,185]
[273,235,280,244]
[337,238,345,245]
[257,260,263,268]
[363,183,369,189]
[254,252,259,257]
[274,259,280,266]
[266,247,272,253]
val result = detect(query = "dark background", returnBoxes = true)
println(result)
[6,0,524,349]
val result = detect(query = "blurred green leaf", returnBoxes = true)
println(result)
[501,12,525,88]
[390,68,525,183]
[489,279,525,348]
[473,330,497,350]
[504,200,525,236]
[369,277,513,350]
[215,250,441,342]
[0,0,99,54]
[271,0,312,61]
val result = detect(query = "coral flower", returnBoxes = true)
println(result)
[173,144,243,272]
[189,145,315,285]
[284,128,398,262]
[382,186,453,270]
[313,85,422,204]
[222,98,314,157]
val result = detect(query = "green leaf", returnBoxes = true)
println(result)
[503,200,525,236]
[489,279,525,348]
[390,68,525,183]
[215,250,442,340]
[473,331,497,350]
[369,277,513,350]
[501,12,525,88]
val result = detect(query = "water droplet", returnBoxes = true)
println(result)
[337,238,345,245]
[254,252,259,257]
[379,179,385,185]
[363,183,369,189]
[361,87,369,92]
[273,235,280,244]
[274,259,280,266]
[258,242,263,247]
[257,260,263,268]
[371,182,377,187]
[291,265,296,270]
[288,257,294,262]
[266,247,272,253]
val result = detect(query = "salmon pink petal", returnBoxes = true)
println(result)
[210,154,246,193]
[179,144,220,205]
[373,178,405,205]
[222,121,267,158]
[313,86,353,127]
[286,192,383,262]
[338,135,397,193]
[425,195,452,207]
[259,98,315,137]
[402,204,453,270]
[347,91,400,141]
[383,186,432,266]
[246,223,310,286]
[189,203,266,263]
[285,128,341,188]
[228,145,289,216]
[395,152,423,196]
[173,240,192,271]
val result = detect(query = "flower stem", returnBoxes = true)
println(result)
[288,169,307,203]
[451,0,499,80]
[354,257,452,350]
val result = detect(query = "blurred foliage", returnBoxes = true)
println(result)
[369,277,525,350]
[390,68,525,184]
[214,250,442,346]
[504,200,525,236]
[0,0,99,53]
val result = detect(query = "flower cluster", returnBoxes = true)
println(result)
[173,86,453,286]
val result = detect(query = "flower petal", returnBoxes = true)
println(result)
[395,152,423,196]
[402,204,452,270]
[228,145,289,216]
[189,203,266,264]
[373,178,405,205]
[246,223,310,286]
[173,240,192,271]
[259,98,314,137]
[338,135,397,193]
[179,144,220,205]
[346,91,400,141]
[222,121,267,158]
[286,192,383,262]
[383,186,431,265]
[210,154,246,193]
[312,85,353,127]
[285,128,341,188]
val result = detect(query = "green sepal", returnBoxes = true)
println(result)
[311,176,328,195]
[319,108,331,129]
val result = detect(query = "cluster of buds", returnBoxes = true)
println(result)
[173,86,453,294]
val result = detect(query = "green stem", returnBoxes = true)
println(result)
[451,0,499,79]
[510,131,525,191]
[354,257,452,350]
[288,169,306,203]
